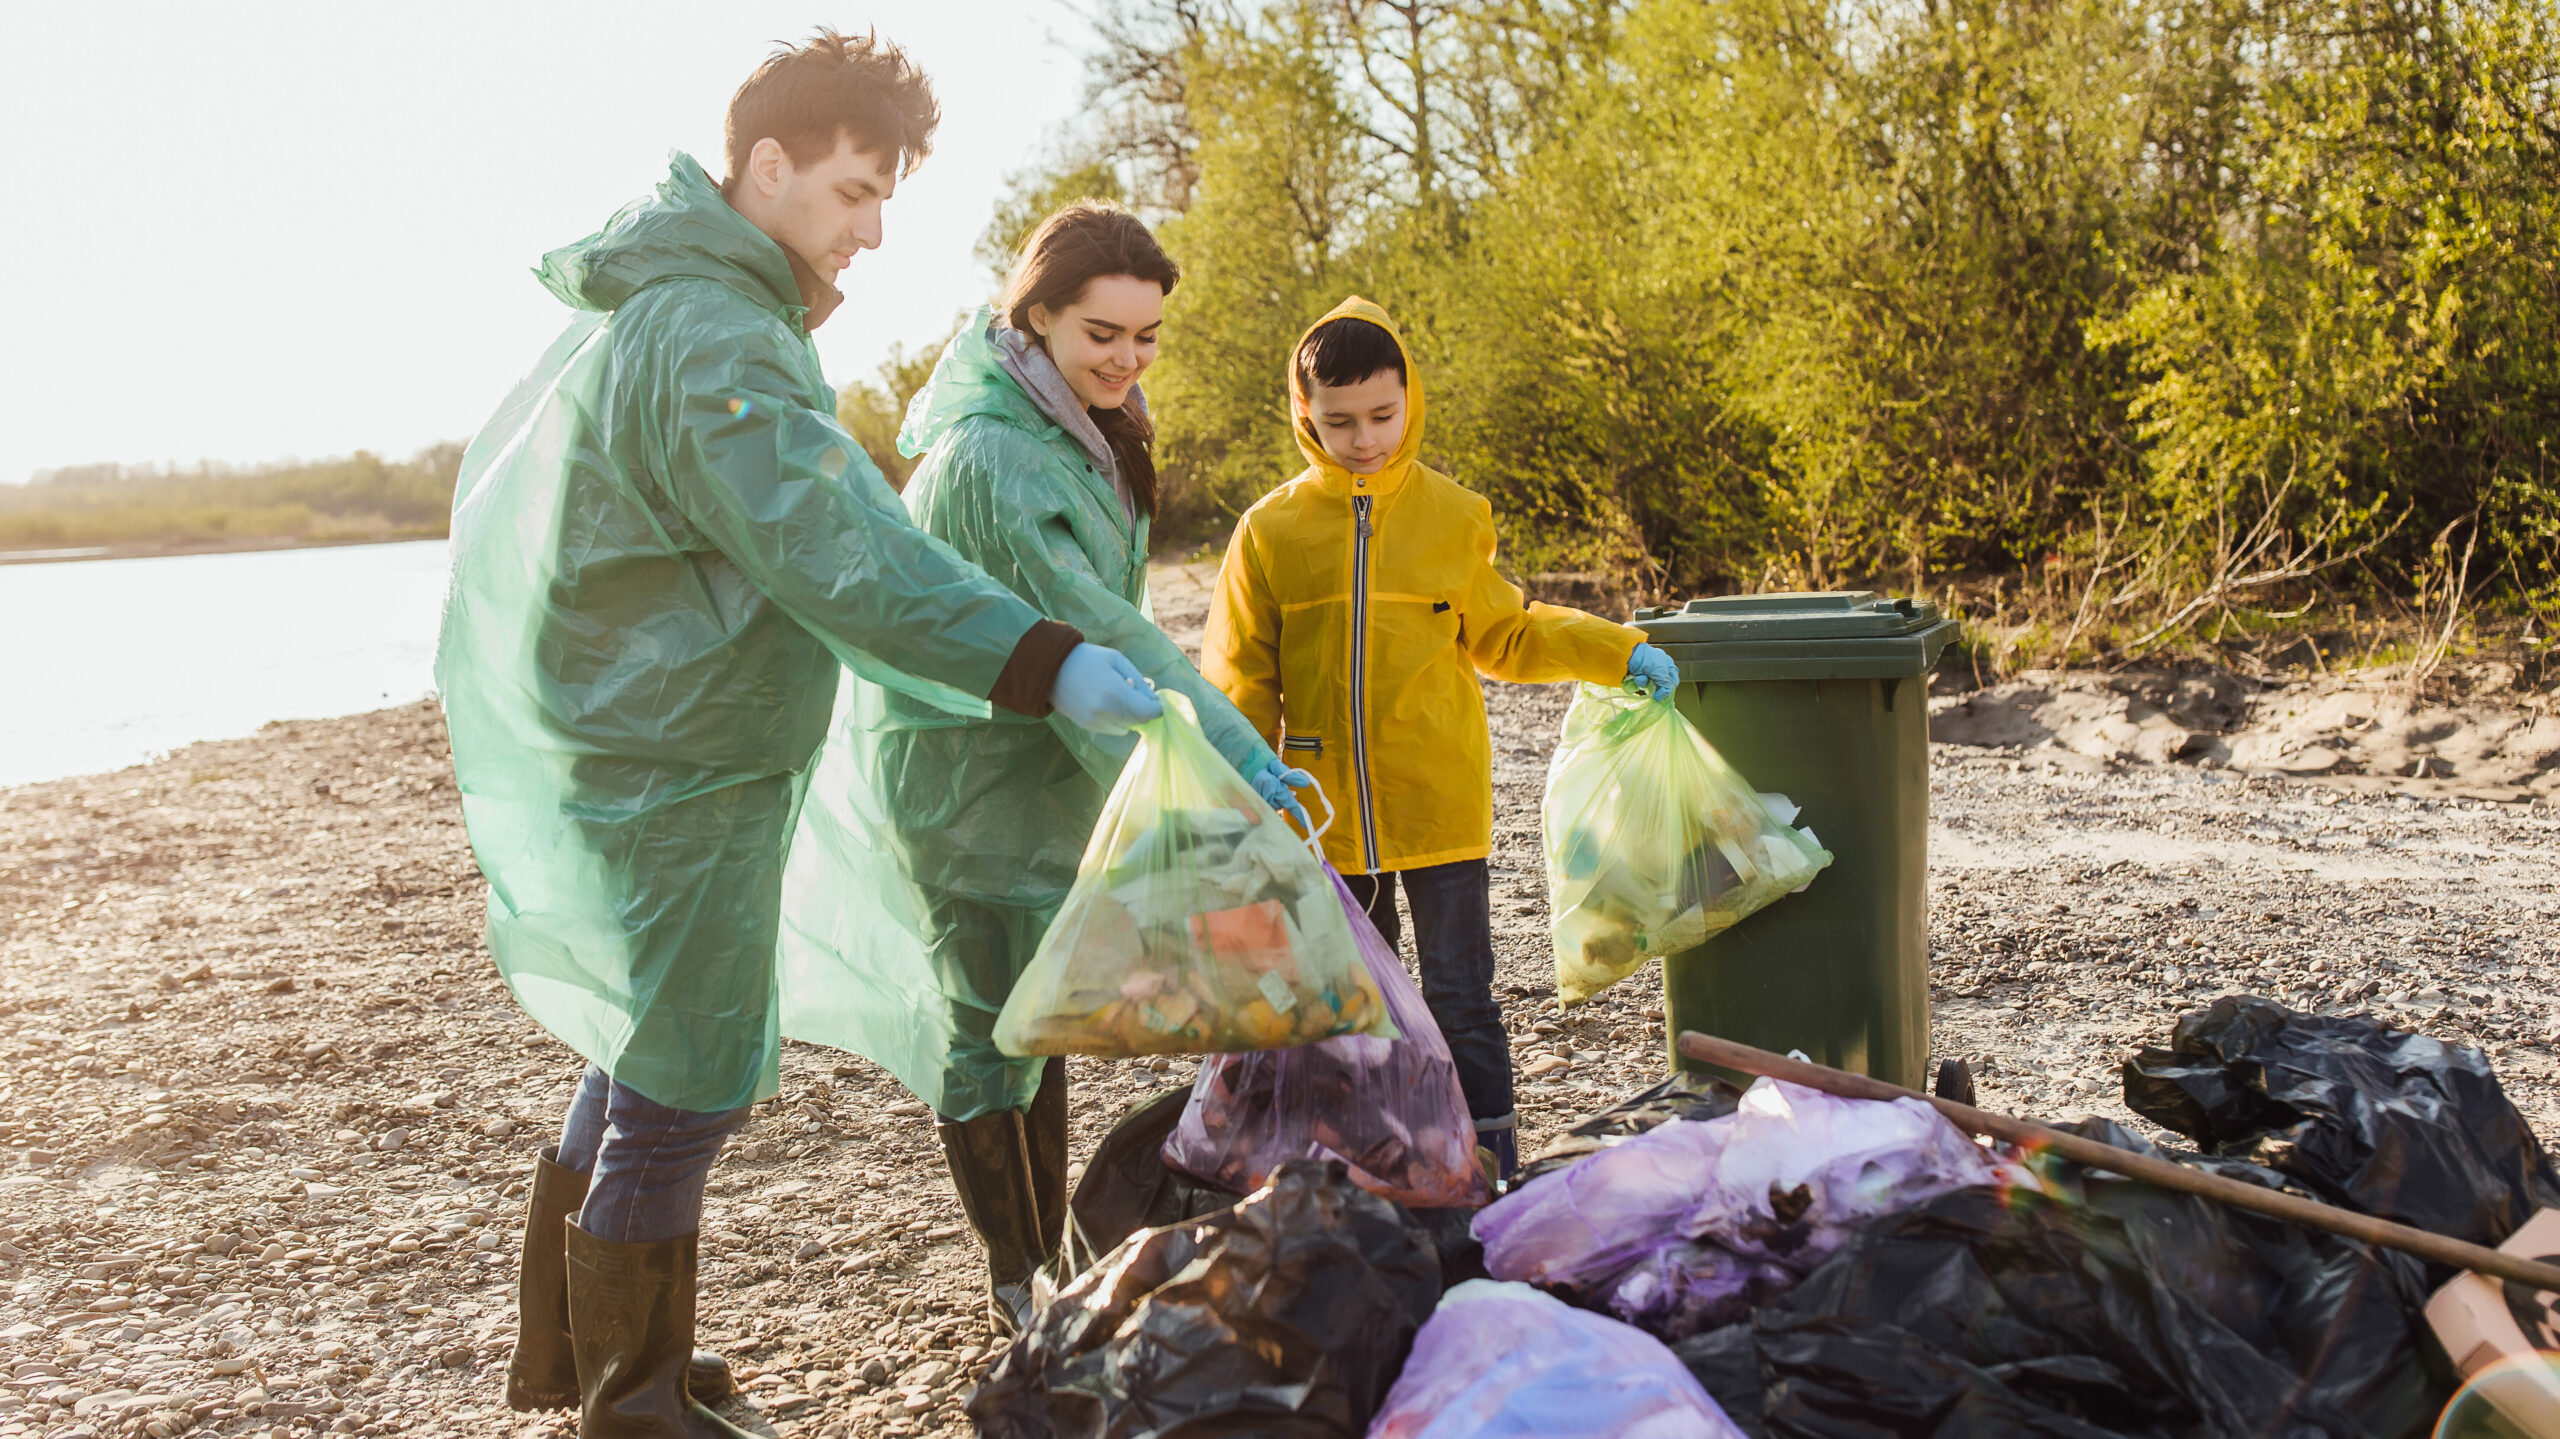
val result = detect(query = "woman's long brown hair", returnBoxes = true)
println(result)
[999,202,1179,520]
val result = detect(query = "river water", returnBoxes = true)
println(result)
[0,540,450,788]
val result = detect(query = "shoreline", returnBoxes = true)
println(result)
[0,531,443,567]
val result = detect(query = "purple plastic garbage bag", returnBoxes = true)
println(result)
[1164,870,1490,1209]
[1368,1279,1746,1439]
[1476,1077,2002,1338]
[1472,1115,1729,1288]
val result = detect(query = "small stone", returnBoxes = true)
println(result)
[477,1117,518,1139]
[376,1128,409,1153]
[265,978,296,995]
[438,1345,474,1367]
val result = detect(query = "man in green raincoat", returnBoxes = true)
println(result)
[436,32,1159,1439]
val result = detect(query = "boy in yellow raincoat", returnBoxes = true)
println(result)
[1205,298,1681,1178]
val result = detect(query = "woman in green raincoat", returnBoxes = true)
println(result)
[779,204,1307,1329]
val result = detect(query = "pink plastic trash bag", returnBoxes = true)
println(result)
[1164,870,1491,1209]
[1367,1279,1747,1438]
[1472,1116,1729,1288]
[1475,1077,2001,1338]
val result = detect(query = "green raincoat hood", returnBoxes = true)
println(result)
[533,152,806,319]
[897,308,1053,459]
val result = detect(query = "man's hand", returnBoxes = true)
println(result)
[1050,643,1163,734]
[1624,642,1680,703]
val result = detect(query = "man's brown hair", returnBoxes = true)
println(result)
[724,28,940,188]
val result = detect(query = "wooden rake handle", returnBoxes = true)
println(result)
[1676,1030,2560,1294]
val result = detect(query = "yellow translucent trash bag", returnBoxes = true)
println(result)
[1542,684,1834,1006]
[994,692,1396,1057]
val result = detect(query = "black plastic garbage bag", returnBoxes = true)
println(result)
[2124,996,2560,1251]
[972,1159,1443,1438]
[1513,1070,1744,1186]
[1066,1087,1487,1290]
[1737,1185,2373,1439]
[1066,1087,1239,1273]
[2032,1118,2439,1438]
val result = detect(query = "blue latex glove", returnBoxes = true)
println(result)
[1624,642,1680,703]
[1049,643,1162,734]
[1249,759,1315,830]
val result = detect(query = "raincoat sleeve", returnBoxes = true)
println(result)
[958,431,1279,785]
[648,325,1050,716]
[1203,511,1285,749]
[1455,500,1645,686]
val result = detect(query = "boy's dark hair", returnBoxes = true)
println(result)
[1295,317,1406,393]
[725,28,940,188]
[1002,202,1181,520]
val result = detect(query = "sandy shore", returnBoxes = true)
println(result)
[0,564,2551,1438]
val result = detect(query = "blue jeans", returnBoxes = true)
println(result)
[555,1065,751,1244]
[1341,859,1517,1140]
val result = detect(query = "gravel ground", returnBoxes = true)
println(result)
[0,564,2550,1439]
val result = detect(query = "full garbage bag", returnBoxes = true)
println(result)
[1163,869,1490,1209]
[2124,996,2560,1253]
[992,692,1392,1058]
[1716,1183,2392,1439]
[2027,1117,2438,1438]
[971,1159,1442,1437]
[1542,684,1831,1005]
[1476,1077,1995,1339]
[1368,1280,1748,1439]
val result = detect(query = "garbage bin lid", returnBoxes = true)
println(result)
[1632,591,1944,642]
[1631,591,1956,680]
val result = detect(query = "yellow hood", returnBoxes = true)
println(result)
[1289,296,1426,495]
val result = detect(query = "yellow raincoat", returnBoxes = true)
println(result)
[1204,297,1644,875]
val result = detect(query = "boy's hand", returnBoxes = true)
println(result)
[1051,644,1163,734]
[1624,642,1680,703]
[1250,759,1316,829]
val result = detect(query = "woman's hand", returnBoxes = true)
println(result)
[1249,759,1315,829]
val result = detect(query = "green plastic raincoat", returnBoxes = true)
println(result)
[779,311,1280,1120]
[438,157,1062,1114]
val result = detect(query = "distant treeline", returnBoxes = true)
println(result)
[0,445,463,550]
[983,0,2560,660]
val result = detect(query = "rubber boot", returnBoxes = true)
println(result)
[564,1221,753,1439]
[937,1104,1048,1336]
[506,1148,735,1411]
[1026,1058,1069,1264]
[506,1148,587,1410]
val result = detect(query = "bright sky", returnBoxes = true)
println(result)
[0,2,1089,484]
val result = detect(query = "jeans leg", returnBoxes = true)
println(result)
[554,1064,611,1174]
[1339,870,1404,953]
[578,1078,752,1245]
[1398,859,1516,1128]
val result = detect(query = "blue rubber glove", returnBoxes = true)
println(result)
[1624,642,1679,703]
[1049,643,1162,734]
[1249,759,1315,830]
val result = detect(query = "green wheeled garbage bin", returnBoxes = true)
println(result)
[1629,592,1957,1090]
